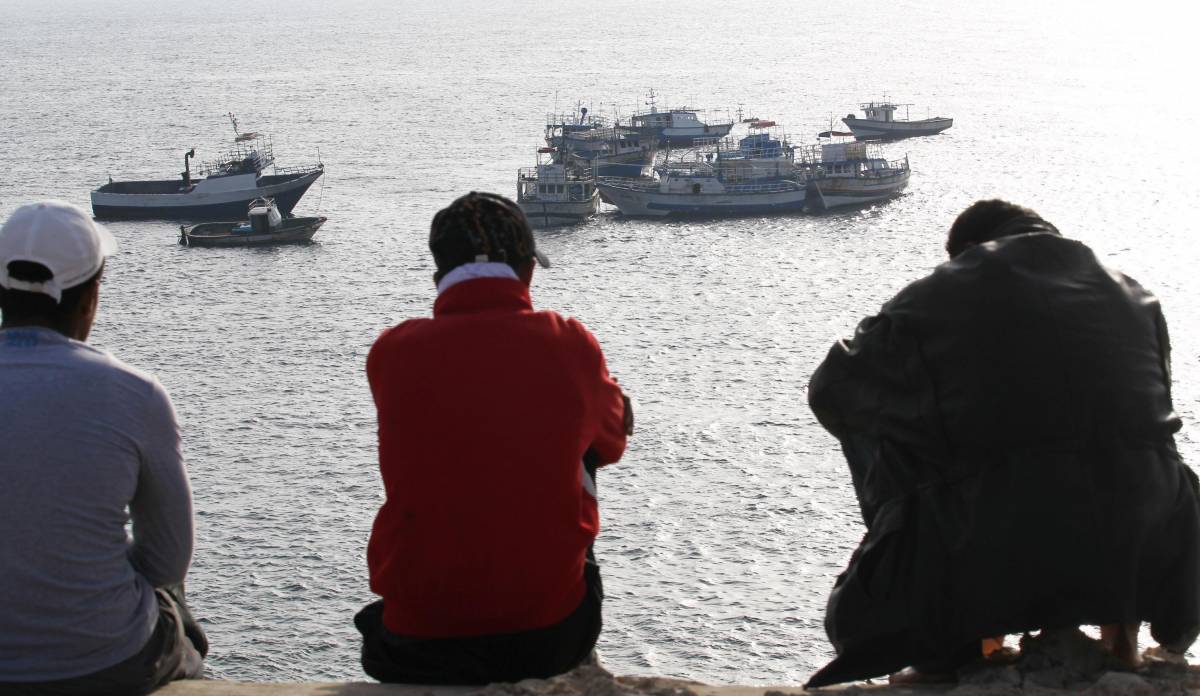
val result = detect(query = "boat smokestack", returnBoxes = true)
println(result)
[579,107,587,126]
[181,148,195,188]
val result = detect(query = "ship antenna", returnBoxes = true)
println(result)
[315,165,326,214]
[228,112,240,136]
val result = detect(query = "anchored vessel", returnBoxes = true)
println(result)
[92,116,324,220]
[544,107,656,177]
[841,101,952,141]
[628,90,734,147]
[517,154,599,228]
[596,128,807,217]
[803,141,910,212]
[178,198,326,247]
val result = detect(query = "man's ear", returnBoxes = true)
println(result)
[517,260,535,287]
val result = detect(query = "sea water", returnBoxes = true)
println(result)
[1,0,1198,684]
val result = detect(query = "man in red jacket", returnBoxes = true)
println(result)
[356,192,632,685]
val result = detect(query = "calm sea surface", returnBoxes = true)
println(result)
[2,0,1199,684]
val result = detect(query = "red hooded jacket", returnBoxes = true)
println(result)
[366,276,627,637]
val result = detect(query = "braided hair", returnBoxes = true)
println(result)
[430,192,535,279]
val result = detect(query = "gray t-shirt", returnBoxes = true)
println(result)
[0,327,193,681]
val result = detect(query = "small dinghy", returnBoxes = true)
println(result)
[179,198,326,247]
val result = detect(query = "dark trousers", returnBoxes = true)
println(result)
[355,560,603,685]
[0,585,208,696]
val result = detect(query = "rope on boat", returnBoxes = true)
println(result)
[315,164,326,215]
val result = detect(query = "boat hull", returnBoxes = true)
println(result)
[805,171,910,212]
[633,124,734,147]
[179,217,327,247]
[92,169,323,220]
[841,117,953,141]
[597,181,806,218]
[519,194,599,228]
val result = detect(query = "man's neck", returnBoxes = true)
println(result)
[1,318,82,340]
[436,262,521,295]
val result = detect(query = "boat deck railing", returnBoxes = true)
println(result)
[271,163,323,177]
[545,111,609,129]
[519,190,596,204]
[597,175,804,194]
[517,167,593,183]
[721,179,805,194]
[518,185,596,204]
[799,142,886,163]
[805,157,910,179]
[562,126,641,144]
[596,175,661,192]
[200,135,276,176]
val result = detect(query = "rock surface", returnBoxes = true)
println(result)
[158,632,1200,695]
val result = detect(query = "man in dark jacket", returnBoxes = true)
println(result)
[806,199,1200,687]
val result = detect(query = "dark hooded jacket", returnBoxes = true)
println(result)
[806,229,1200,687]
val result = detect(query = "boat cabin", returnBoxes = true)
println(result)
[517,164,595,203]
[247,198,283,232]
[631,109,705,130]
[855,102,899,123]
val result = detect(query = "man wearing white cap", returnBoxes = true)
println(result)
[0,201,206,695]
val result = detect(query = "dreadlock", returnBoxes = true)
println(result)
[429,192,534,279]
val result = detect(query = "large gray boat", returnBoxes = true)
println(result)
[92,115,324,220]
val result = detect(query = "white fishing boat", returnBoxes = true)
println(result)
[516,155,599,228]
[91,114,323,220]
[841,101,952,141]
[596,130,807,218]
[628,90,734,147]
[802,141,910,212]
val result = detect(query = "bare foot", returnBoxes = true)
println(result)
[1142,645,1188,666]
[888,666,956,685]
[1101,622,1142,669]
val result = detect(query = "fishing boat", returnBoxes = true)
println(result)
[544,107,657,177]
[627,90,734,147]
[714,126,799,180]
[841,101,952,141]
[596,130,807,218]
[561,128,657,177]
[543,105,607,148]
[517,155,599,227]
[178,198,326,247]
[802,141,910,212]
[92,114,324,220]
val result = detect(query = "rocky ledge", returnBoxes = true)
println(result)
[158,630,1199,695]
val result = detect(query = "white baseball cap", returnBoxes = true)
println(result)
[0,200,117,303]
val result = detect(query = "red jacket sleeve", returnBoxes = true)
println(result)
[584,327,627,466]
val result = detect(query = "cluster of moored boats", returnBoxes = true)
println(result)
[84,100,954,245]
[516,94,953,226]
